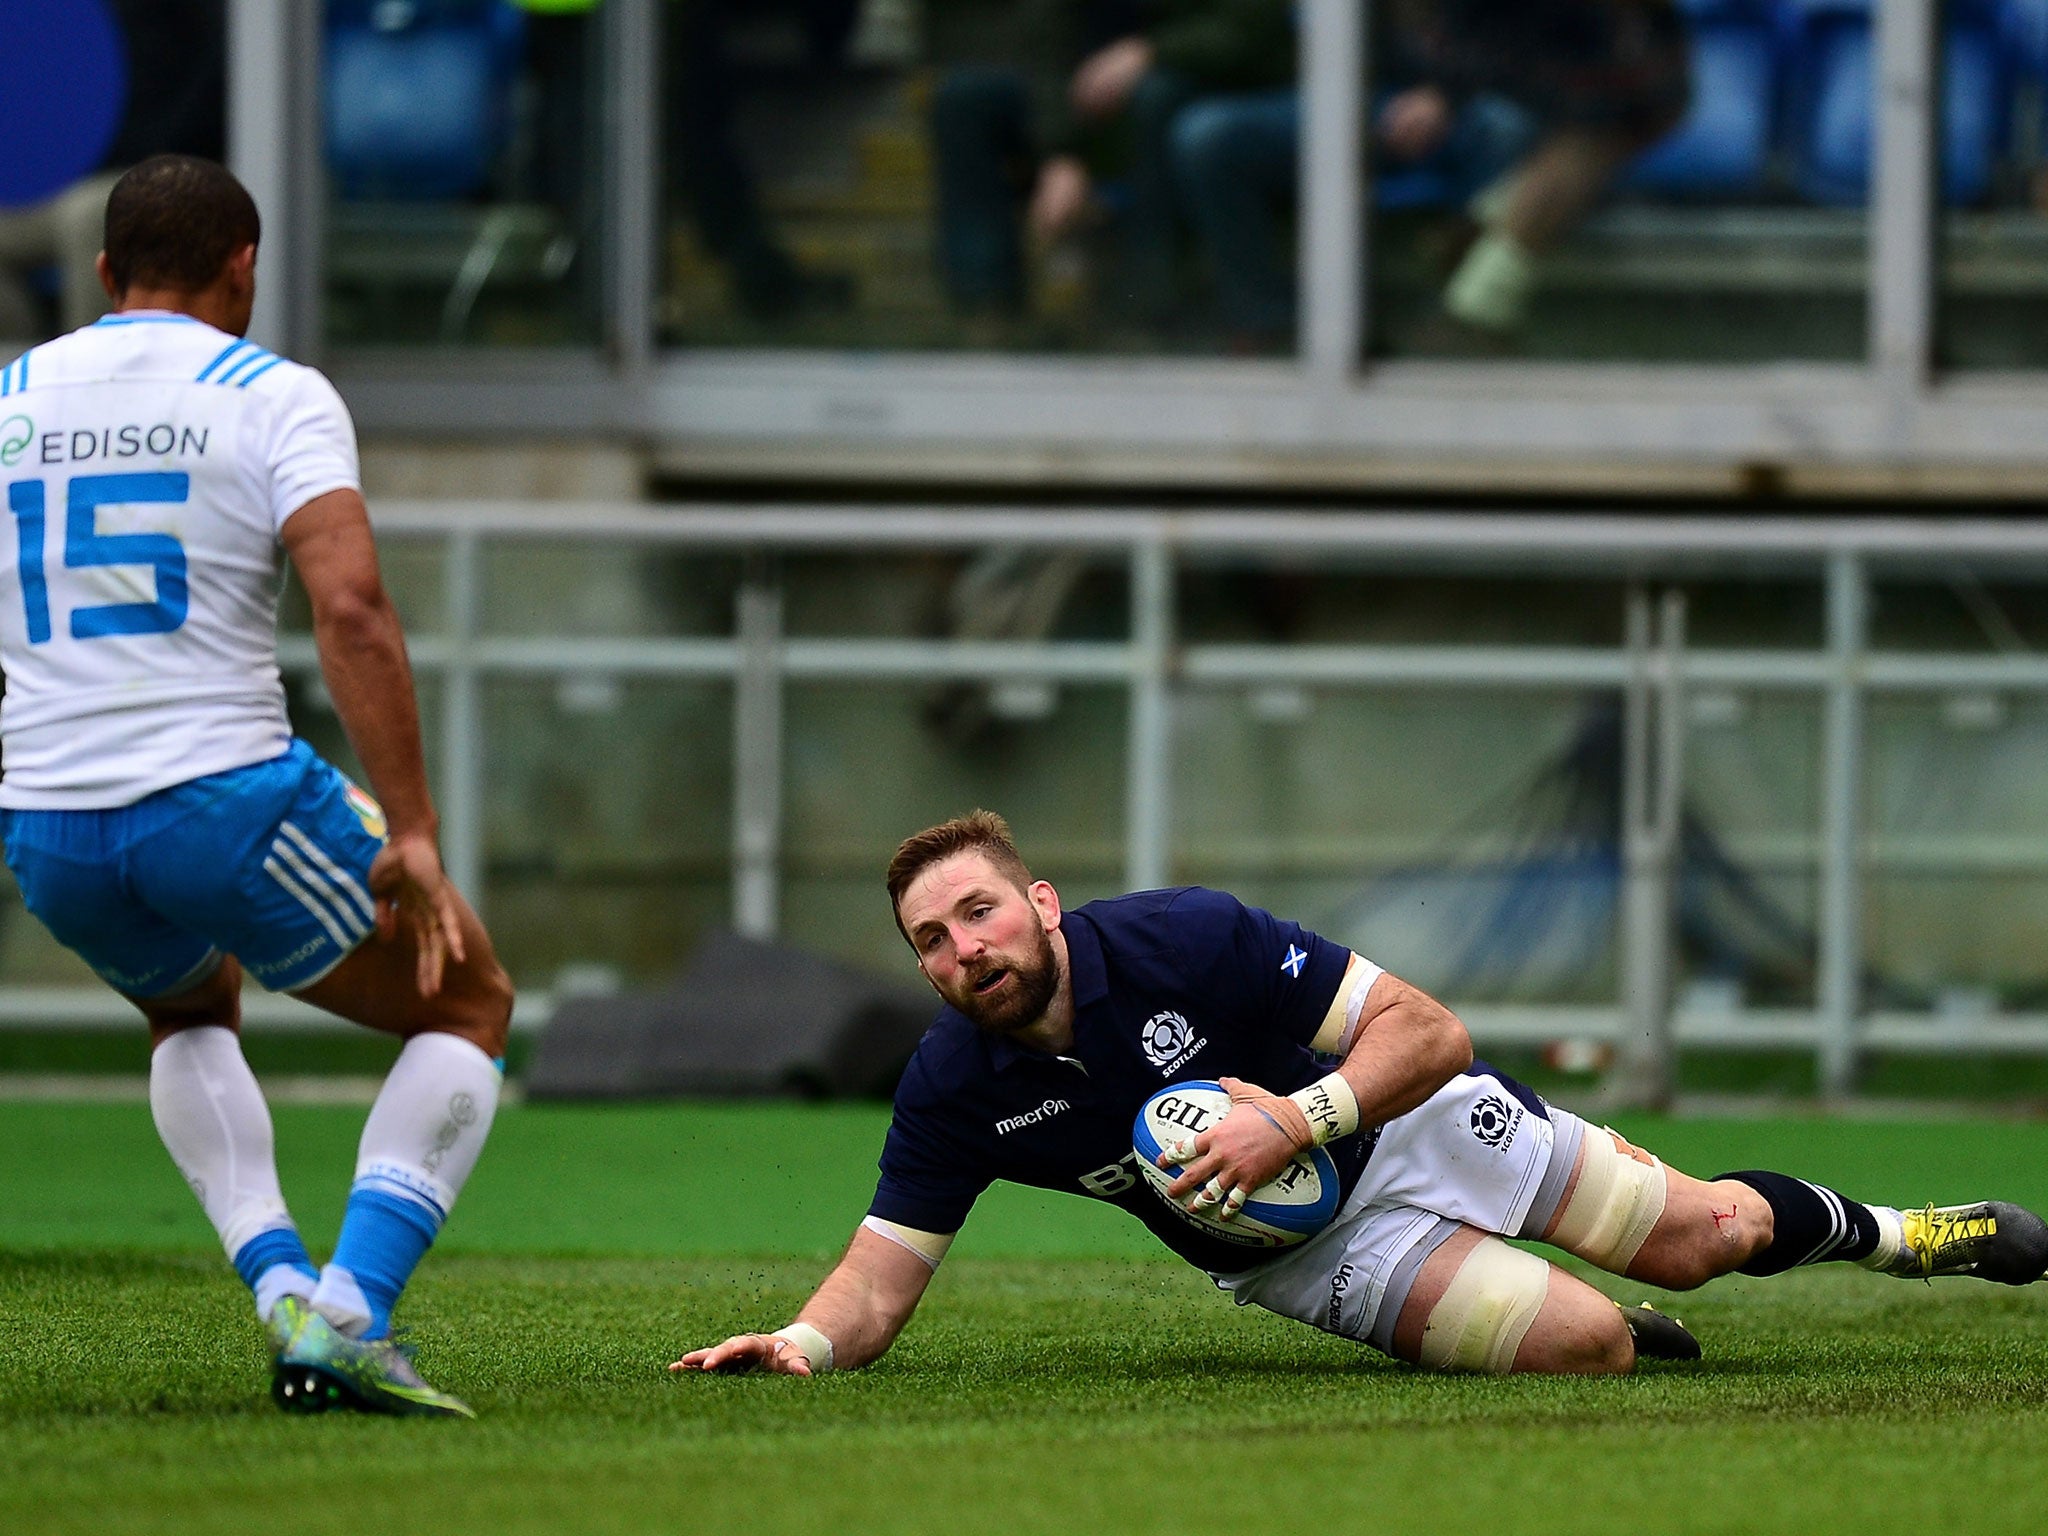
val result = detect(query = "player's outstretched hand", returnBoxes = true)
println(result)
[671,1333,814,1377]
[1158,1076,1308,1220]
[367,830,467,997]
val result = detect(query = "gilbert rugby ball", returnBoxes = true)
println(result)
[1132,1081,1340,1249]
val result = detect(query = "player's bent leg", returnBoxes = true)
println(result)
[1390,1227,1634,1376]
[136,957,322,1329]
[1621,1167,1776,1290]
[291,884,512,1056]
[135,952,243,1046]
[291,891,511,1346]
[1532,1120,1773,1289]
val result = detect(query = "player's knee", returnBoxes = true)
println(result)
[1576,1306,1638,1375]
[465,957,514,1058]
[1630,1178,1774,1290]
[427,952,513,1058]
[1416,1237,1553,1375]
[1549,1126,1667,1277]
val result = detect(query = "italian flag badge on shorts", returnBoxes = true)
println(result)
[344,781,388,839]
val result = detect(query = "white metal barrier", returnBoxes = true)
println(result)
[18,505,2048,1097]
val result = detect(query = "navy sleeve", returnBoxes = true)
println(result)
[1163,888,1351,1050]
[866,1052,993,1236]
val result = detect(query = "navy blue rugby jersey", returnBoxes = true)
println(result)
[867,886,1371,1273]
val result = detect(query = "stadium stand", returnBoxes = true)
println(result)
[324,0,570,341]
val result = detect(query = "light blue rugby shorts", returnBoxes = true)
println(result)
[1,739,391,998]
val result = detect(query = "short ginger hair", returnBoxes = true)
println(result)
[885,810,1035,942]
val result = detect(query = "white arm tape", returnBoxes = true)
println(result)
[772,1322,835,1374]
[1311,956,1386,1056]
[860,1215,955,1270]
[1287,1070,1361,1146]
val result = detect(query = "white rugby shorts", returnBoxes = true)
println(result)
[1212,1066,1588,1356]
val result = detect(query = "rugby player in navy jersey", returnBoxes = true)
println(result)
[675,811,2048,1379]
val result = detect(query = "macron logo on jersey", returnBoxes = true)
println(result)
[1280,944,1307,979]
[996,1098,1070,1135]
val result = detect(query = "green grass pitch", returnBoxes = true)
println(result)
[5,1098,2048,1535]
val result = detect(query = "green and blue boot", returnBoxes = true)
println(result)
[270,1302,475,1419]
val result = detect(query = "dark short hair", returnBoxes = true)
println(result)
[886,810,1034,943]
[103,155,260,295]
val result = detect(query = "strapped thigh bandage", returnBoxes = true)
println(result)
[1549,1126,1668,1272]
[1417,1236,1551,1374]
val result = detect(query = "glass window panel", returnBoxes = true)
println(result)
[481,544,742,636]
[1870,574,2048,653]
[782,682,1128,970]
[0,1,225,346]
[1369,0,1866,362]
[1682,693,1821,1008]
[323,0,602,347]
[660,0,1301,357]
[481,679,732,987]
[1178,568,1628,645]
[782,550,1130,639]
[1937,0,2048,367]
[1173,687,1615,1003]
[1865,696,2048,1004]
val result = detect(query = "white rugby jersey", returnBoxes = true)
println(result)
[0,313,360,807]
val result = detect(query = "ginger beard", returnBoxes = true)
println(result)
[941,919,1062,1036]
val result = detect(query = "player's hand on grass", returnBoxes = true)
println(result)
[1157,1076,1310,1221]
[670,1333,815,1377]
[368,830,466,998]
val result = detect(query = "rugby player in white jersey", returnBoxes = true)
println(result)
[0,156,512,1418]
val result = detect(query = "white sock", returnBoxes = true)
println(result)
[1855,1205,1905,1271]
[150,1026,315,1317]
[1443,231,1535,333]
[150,1026,297,1258]
[310,1032,501,1338]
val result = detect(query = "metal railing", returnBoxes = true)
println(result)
[15,505,2048,1097]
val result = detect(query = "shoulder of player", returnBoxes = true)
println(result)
[193,338,327,400]
[896,1011,984,1101]
[0,339,34,399]
[1074,886,1245,954]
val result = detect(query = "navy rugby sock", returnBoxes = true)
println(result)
[1718,1169,1883,1275]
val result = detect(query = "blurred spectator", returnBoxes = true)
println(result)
[1169,0,1688,351]
[1390,0,1689,348]
[666,0,860,321]
[926,0,1294,340]
[0,0,225,343]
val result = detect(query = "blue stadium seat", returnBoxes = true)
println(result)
[1622,0,1779,199]
[325,0,526,201]
[2001,0,2048,182]
[1783,0,2005,206]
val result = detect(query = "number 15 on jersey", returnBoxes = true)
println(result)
[7,471,191,642]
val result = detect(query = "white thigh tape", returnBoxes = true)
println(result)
[1550,1127,1667,1271]
[1418,1237,1551,1374]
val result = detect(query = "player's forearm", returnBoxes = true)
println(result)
[1335,982,1472,1131]
[312,594,438,841]
[790,1267,913,1371]
[784,1228,935,1371]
